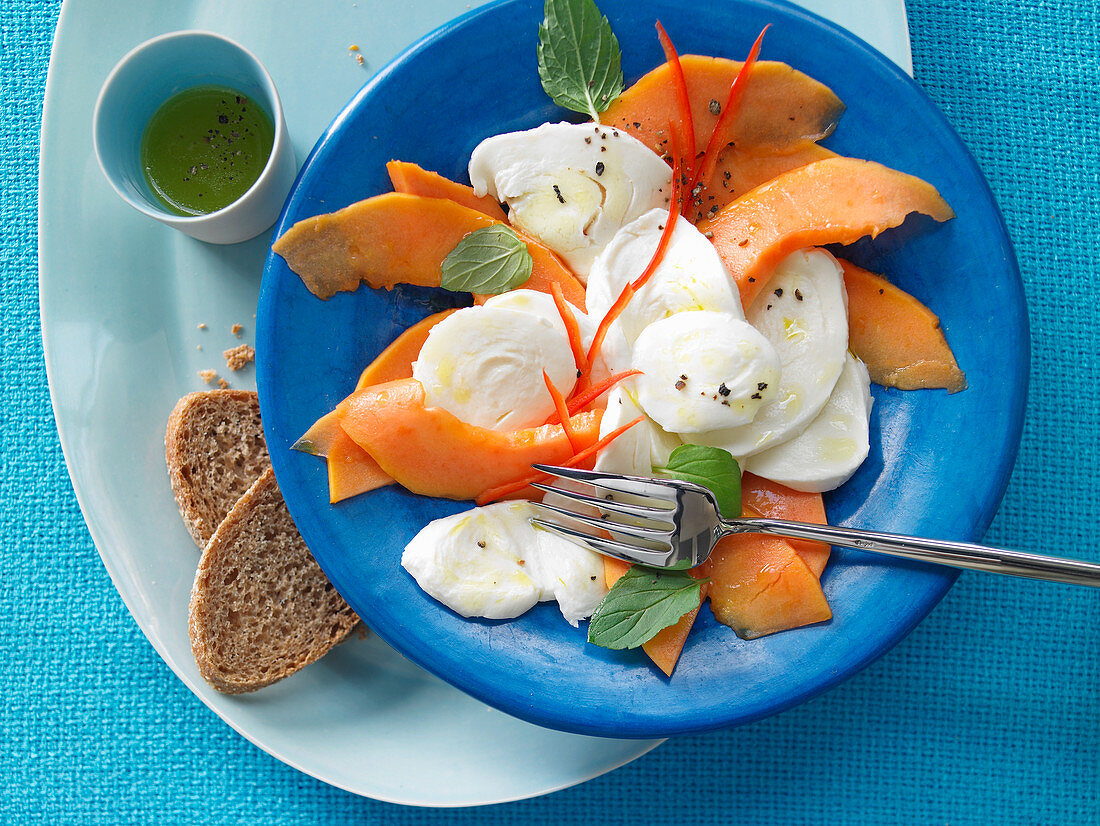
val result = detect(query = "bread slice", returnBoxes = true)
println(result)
[165,390,271,546]
[189,467,359,693]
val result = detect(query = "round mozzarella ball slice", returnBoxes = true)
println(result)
[743,354,873,492]
[692,249,848,457]
[587,209,744,371]
[469,122,673,280]
[524,523,607,627]
[412,305,576,431]
[593,384,681,476]
[482,288,594,345]
[632,311,781,434]
[401,502,541,620]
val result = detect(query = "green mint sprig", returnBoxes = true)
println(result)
[657,444,742,519]
[587,561,704,649]
[537,0,624,121]
[440,225,533,294]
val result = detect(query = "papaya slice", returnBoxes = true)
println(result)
[602,556,707,677]
[293,410,393,503]
[701,505,832,639]
[687,142,836,223]
[336,378,601,501]
[841,259,967,393]
[272,192,587,310]
[326,425,392,503]
[386,160,508,221]
[355,308,458,390]
[603,57,845,158]
[699,157,955,308]
[741,472,830,578]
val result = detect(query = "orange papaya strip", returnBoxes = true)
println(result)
[741,472,829,577]
[699,157,955,308]
[356,308,459,390]
[273,193,586,310]
[841,259,966,393]
[292,410,393,502]
[326,426,392,503]
[702,505,831,639]
[687,142,836,223]
[337,378,601,502]
[386,160,508,221]
[602,56,845,158]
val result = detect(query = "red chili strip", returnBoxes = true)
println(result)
[474,416,645,506]
[549,281,588,378]
[655,21,696,185]
[544,370,580,453]
[566,369,642,415]
[691,24,769,196]
[584,134,684,371]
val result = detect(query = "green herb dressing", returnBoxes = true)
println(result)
[140,84,274,216]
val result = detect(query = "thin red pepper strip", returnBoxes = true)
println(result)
[584,149,684,371]
[543,370,580,453]
[655,21,696,186]
[544,369,642,426]
[549,281,588,378]
[475,416,645,506]
[566,369,642,415]
[690,24,769,196]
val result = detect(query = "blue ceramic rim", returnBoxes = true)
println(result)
[257,0,1029,738]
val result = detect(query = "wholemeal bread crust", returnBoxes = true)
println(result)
[165,390,270,546]
[188,467,359,694]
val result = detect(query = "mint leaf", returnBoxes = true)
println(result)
[440,225,533,294]
[587,564,704,649]
[537,0,624,120]
[657,445,741,519]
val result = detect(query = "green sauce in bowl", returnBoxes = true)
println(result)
[139,84,274,216]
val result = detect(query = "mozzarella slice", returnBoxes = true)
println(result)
[401,502,541,620]
[632,310,781,433]
[469,122,672,280]
[691,249,849,456]
[593,384,682,476]
[586,209,744,372]
[412,304,576,430]
[401,501,606,626]
[481,288,594,348]
[742,354,873,492]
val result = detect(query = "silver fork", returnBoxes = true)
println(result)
[529,465,1100,587]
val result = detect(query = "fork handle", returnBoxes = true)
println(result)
[725,518,1100,588]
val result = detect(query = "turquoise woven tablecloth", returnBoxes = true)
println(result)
[3,0,1098,821]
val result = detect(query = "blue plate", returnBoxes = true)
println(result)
[257,0,1026,737]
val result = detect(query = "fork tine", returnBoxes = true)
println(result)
[531,464,680,502]
[531,519,674,566]
[529,482,674,520]
[531,500,675,542]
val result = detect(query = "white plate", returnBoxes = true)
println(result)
[39,0,910,805]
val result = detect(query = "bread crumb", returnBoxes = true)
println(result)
[197,345,202,351]
[356,54,364,65]
[198,369,217,384]
[223,344,256,371]
[231,323,244,337]
[197,323,207,330]
[217,378,230,389]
